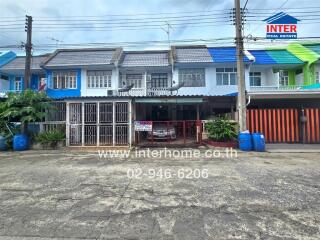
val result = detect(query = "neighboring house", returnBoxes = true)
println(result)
[247,46,320,108]
[41,48,132,147]
[0,55,49,95]
[208,46,253,96]
[0,51,16,97]
[41,48,123,99]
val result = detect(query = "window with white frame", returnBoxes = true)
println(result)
[14,77,22,91]
[125,74,143,88]
[315,71,320,84]
[216,68,237,86]
[179,69,205,87]
[151,73,168,88]
[52,71,77,89]
[249,72,262,86]
[87,70,112,88]
[279,70,289,86]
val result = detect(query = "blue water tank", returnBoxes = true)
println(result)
[238,133,252,151]
[252,133,266,152]
[0,136,8,151]
[13,134,29,151]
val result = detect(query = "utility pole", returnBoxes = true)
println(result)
[24,15,32,90]
[233,0,247,132]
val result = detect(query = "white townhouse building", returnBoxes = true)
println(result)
[1,43,320,146]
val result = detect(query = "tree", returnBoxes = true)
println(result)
[0,90,52,134]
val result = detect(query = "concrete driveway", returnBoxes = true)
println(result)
[0,148,319,239]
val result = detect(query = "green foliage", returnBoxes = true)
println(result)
[0,101,20,148]
[35,129,66,149]
[0,90,52,134]
[205,117,238,142]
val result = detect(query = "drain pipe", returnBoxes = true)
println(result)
[246,95,251,107]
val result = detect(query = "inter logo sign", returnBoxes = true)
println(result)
[264,12,300,39]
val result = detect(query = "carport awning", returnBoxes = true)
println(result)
[135,97,203,104]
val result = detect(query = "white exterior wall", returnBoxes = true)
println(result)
[0,79,9,92]
[172,65,250,96]
[250,66,279,87]
[79,65,255,97]
[81,68,119,96]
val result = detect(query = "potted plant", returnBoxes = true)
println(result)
[204,117,238,148]
[35,129,66,149]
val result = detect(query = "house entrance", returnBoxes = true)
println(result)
[67,101,131,147]
[135,120,202,147]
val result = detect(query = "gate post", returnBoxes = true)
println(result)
[300,108,307,144]
[183,121,186,145]
[66,102,70,147]
[151,121,154,144]
[81,102,85,146]
[97,102,100,147]
[128,100,132,147]
[112,102,115,146]
[196,120,201,144]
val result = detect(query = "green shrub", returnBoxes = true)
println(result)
[0,90,52,134]
[35,129,65,149]
[205,117,238,142]
[0,102,20,148]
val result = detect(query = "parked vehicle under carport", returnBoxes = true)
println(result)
[147,123,177,140]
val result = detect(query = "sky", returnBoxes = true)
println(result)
[0,0,319,54]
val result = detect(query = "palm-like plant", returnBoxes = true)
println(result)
[0,90,52,134]
[205,117,238,142]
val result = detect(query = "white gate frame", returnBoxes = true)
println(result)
[66,99,132,147]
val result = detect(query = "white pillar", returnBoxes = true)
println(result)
[112,102,116,146]
[144,71,147,96]
[66,102,70,147]
[97,102,100,146]
[81,102,85,146]
[128,100,132,147]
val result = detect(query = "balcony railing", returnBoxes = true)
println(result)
[118,87,172,97]
[249,85,304,92]
[147,88,171,96]
[118,88,145,97]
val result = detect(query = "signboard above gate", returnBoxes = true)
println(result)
[134,121,152,132]
[264,12,300,39]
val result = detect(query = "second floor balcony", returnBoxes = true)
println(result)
[118,87,172,97]
[249,85,304,92]
[249,84,320,93]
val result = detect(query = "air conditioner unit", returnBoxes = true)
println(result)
[107,90,118,96]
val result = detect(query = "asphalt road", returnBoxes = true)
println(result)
[0,148,319,239]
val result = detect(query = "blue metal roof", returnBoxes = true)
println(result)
[0,51,16,67]
[249,50,277,64]
[208,47,250,63]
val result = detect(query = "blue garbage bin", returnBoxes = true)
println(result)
[238,132,252,151]
[252,133,266,152]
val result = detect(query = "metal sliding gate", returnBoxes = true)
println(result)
[135,120,202,147]
[67,101,131,146]
[247,108,320,143]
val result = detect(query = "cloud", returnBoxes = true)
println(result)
[0,0,319,54]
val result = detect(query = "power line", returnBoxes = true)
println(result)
[0,22,234,33]
[32,9,231,19]
[243,0,250,10]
